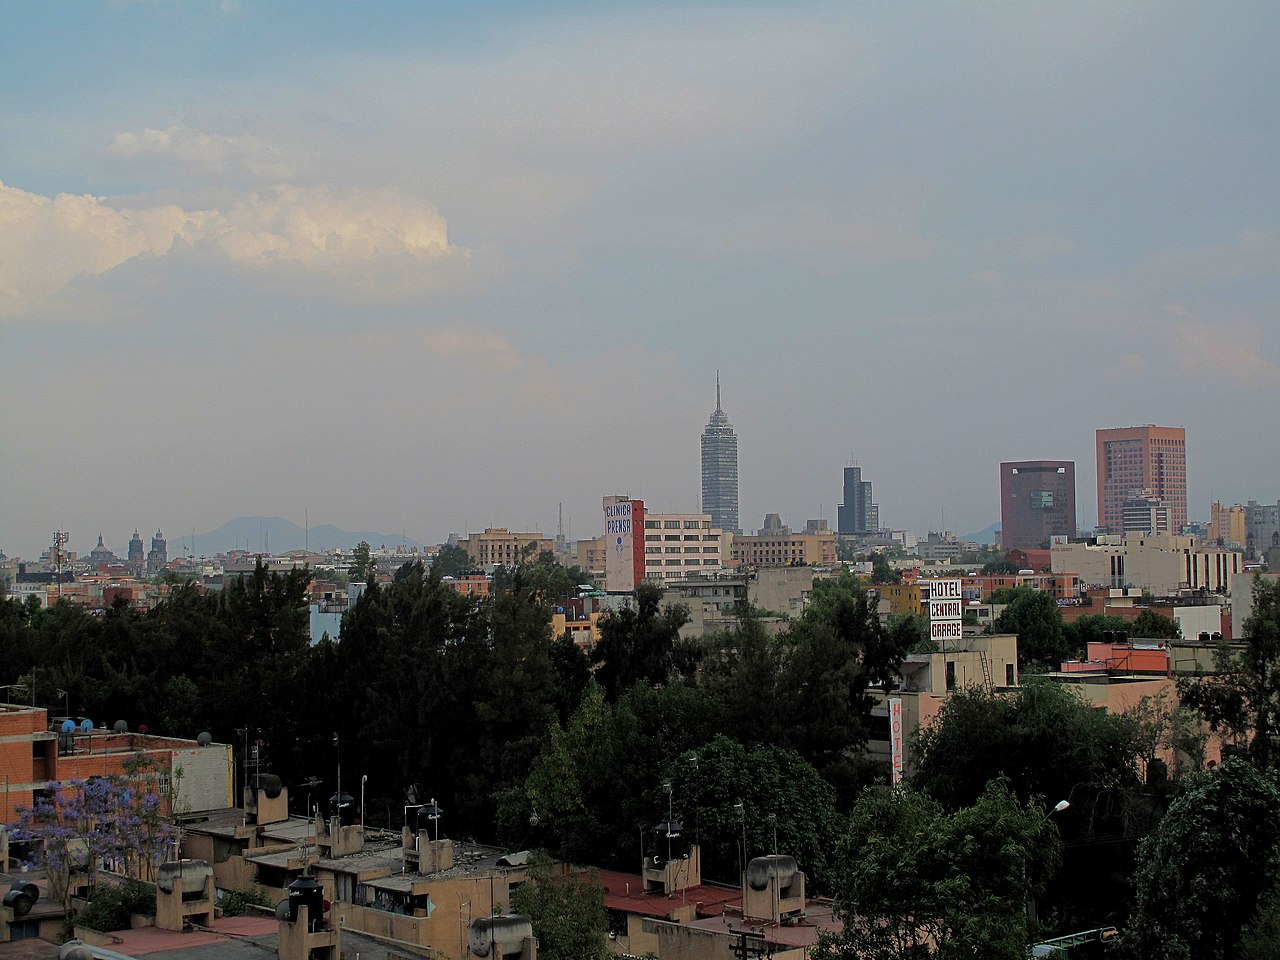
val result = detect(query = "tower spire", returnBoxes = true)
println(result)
[716,371,721,412]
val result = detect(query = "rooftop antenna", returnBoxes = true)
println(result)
[53,529,68,602]
[558,503,564,539]
[716,371,721,412]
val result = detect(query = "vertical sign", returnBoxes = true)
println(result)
[889,698,903,784]
[603,497,646,593]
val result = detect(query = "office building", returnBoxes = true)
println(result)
[1245,500,1280,559]
[837,465,879,535]
[700,376,739,534]
[1095,426,1187,534]
[999,461,1076,551]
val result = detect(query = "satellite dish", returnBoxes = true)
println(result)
[61,719,76,733]
[197,732,212,747]
[80,719,93,733]
[113,720,128,733]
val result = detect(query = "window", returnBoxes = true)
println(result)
[645,520,659,529]
[684,520,700,529]
[664,520,681,529]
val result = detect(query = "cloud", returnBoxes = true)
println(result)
[1174,319,1280,384]
[107,124,294,179]
[0,180,462,315]
[422,328,522,371]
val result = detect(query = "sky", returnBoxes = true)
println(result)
[2,0,1278,559]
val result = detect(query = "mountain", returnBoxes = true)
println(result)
[959,521,1001,546]
[187,516,424,555]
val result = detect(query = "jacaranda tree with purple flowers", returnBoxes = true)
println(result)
[6,755,174,916]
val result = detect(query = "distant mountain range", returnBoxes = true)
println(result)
[959,521,1001,546]
[185,516,424,555]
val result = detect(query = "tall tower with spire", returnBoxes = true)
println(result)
[700,373,740,534]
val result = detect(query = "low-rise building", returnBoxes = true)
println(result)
[1051,533,1242,596]
[731,514,837,568]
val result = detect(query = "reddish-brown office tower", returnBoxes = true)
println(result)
[1095,425,1187,535]
[1000,461,1077,551]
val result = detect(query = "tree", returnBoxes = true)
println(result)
[911,682,1143,814]
[992,587,1073,669]
[510,852,609,960]
[813,779,1061,960]
[430,542,471,578]
[349,540,373,583]
[1131,608,1181,640]
[590,584,689,700]
[1179,574,1280,766]
[1064,612,1132,650]
[664,735,844,891]
[7,770,173,914]
[1126,758,1280,960]
[868,553,901,585]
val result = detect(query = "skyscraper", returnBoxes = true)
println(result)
[700,376,739,534]
[837,465,879,535]
[999,461,1076,551]
[1095,425,1187,535]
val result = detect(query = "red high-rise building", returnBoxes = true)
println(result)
[1000,461,1076,551]
[1095,425,1187,535]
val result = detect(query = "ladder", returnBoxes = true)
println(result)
[979,650,994,694]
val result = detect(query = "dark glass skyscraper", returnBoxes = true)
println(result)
[701,376,739,534]
[838,465,879,535]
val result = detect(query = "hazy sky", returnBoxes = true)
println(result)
[3,1,1278,559]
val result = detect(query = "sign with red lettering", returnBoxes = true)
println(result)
[890,698,904,784]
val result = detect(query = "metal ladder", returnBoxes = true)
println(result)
[978,650,994,694]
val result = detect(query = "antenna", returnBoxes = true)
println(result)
[716,371,721,411]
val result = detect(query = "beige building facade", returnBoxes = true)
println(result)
[1051,533,1242,596]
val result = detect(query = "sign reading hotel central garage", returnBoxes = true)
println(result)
[889,698,904,784]
[927,579,963,647]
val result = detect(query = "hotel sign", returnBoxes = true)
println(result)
[927,579,963,646]
[889,698,904,784]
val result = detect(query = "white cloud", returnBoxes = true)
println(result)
[107,124,293,179]
[0,180,461,315]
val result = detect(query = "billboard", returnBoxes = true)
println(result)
[927,578,963,651]
[603,497,645,592]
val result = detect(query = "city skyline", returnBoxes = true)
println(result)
[2,3,1277,557]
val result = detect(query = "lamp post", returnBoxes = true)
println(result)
[1028,800,1070,924]
[734,799,747,901]
[361,775,368,826]
[332,732,341,820]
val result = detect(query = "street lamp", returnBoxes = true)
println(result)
[360,775,368,826]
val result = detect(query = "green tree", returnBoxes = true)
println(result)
[1131,608,1182,640]
[886,612,932,653]
[665,735,844,891]
[590,584,689,700]
[992,587,1072,669]
[813,779,1061,960]
[349,540,373,583]
[868,553,901,585]
[510,852,609,960]
[1179,575,1280,766]
[981,559,1020,575]
[1127,758,1280,960]
[911,683,1143,813]
[429,542,471,577]
[1063,612,1132,650]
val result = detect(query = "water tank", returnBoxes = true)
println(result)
[253,773,283,799]
[156,860,213,895]
[469,915,534,957]
[3,881,39,917]
[58,944,95,960]
[747,855,798,892]
[287,874,325,927]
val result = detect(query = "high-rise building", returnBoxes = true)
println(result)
[700,376,739,534]
[1000,461,1077,551]
[1245,500,1280,560]
[837,465,879,535]
[1095,426,1187,535]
